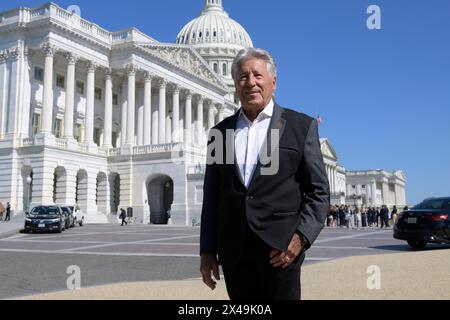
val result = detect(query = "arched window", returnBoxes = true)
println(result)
[222,63,227,76]
[213,63,218,73]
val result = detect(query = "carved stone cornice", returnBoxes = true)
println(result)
[137,44,227,92]
[144,71,154,81]
[157,78,168,89]
[0,50,8,63]
[86,61,97,73]
[40,42,57,57]
[65,52,79,65]
[184,89,192,100]
[8,47,21,61]
[125,64,138,76]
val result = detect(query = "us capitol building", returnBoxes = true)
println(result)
[0,0,406,224]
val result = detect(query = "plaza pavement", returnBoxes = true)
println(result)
[1,218,449,300]
[12,248,450,300]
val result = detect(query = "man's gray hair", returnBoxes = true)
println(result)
[231,48,277,82]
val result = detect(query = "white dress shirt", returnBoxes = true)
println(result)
[235,99,274,188]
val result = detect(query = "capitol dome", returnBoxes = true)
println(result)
[176,0,253,50]
[176,0,253,101]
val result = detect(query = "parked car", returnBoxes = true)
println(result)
[69,205,84,226]
[394,197,450,249]
[24,205,65,233]
[61,206,75,228]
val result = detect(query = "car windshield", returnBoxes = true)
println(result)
[30,206,60,215]
[69,206,74,211]
[61,207,70,213]
[414,199,450,210]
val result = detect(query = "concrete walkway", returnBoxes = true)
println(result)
[13,248,450,300]
[0,215,24,239]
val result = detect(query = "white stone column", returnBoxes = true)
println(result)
[184,90,192,146]
[158,79,167,144]
[331,166,336,193]
[196,96,204,145]
[41,42,56,134]
[143,72,152,145]
[217,104,225,123]
[382,182,389,205]
[371,180,377,206]
[0,51,7,137]
[208,101,216,130]
[166,113,172,144]
[137,86,144,146]
[84,61,96,144]
[126,65,136,145]
[172,85,180,143]
[120,82,127,146]
[64,53,77,140]
[103,69,113,147]
[152,100,159,145]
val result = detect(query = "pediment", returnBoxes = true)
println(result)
[137,44,228,92]
[320,138,338,161]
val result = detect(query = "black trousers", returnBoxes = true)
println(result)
[221,226,304,300]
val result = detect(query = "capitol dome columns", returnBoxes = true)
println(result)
[126,64,137,145]
[184,90,193,146]
[158,79,167,144]
[196,96,204,145]
[84,61,96,144]
[40,42,56,135]
[143,72,152,146]
[63,53,78,140]
[172,85,180,143]
[103,68,113,148]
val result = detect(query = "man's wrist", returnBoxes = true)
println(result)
[295,231,307,248]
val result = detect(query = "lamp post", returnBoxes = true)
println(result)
[25,176,32,213]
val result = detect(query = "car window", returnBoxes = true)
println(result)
[30,206,60,215]
[414,199,450,210]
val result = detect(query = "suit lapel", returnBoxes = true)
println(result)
[247,103,286,190]
[226,109,246,188]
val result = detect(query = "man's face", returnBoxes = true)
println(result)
[235,57,277,110]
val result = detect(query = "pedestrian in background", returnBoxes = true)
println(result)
[4,202,11,222]
[120,208,127,226]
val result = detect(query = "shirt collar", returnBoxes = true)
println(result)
[238,99,274,123]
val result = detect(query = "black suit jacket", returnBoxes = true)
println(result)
[200,103,330,266]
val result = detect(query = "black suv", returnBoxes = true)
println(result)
[394,197,450,249]
[24,206,65,233]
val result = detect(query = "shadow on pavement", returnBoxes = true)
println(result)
[370,243,450,252]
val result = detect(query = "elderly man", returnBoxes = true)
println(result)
[200,48,330,300]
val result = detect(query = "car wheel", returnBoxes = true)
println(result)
[57,225,62,233]
[407,240,427,249]
[79,218,84,227]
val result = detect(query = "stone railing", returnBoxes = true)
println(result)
[108,148,121,157]
[22,138,35,147]
[0,3,155,45]
[55,138,67,149]
[133,143,183,155]
[77,142,88,152]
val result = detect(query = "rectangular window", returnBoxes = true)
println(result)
[34,67,44,82]
[94,127,101,146]
[56,74,65,88]
[112,132,117,148]
[352,185,356,189]
[76,81,84,95]
[32,113,41,136]
[54,119,62,139]
[362,185,366,189]
[113,93,119,106]
[95,87,102,100]
[75,124,83,142]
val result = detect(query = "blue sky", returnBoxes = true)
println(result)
[1,0,449,204]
